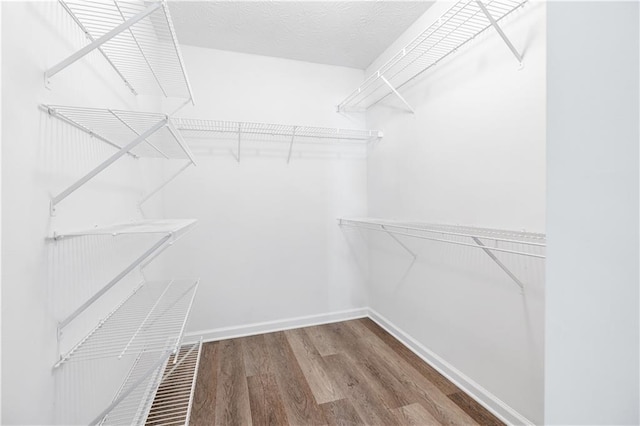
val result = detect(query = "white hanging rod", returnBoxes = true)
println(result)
[50,219,196,330]
[47,0,194,103]
[55,279,199,369]
[43,105,196,213]
[339,218,545,258]
[176,118,384,142]
[337,0,527,112]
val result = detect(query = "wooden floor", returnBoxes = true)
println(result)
[189,318,503,426]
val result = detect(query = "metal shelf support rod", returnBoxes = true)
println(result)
[139,162,192,207]
[380,76,415,114]
[472,237,524,290]
[45,1,161,80]
[476,0,523,64]
[51,117,168,211]
[58,234,171,330]
[287,126,297,164]
[381,225,417,259]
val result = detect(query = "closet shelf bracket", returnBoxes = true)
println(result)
[476,0,523,66]
[51,219,197,331]
[471,236,524,290]
[45,2,161,84]
[287,126,297,164]
[50,117,167,215]
[380,224,417,259]
[139,161,192,208]
[380,76,415,114]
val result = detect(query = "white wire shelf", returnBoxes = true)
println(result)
[337,0,527,112]
[51,219,197,240]
[339,217,545,290]
[176,118,383,163]
[47,0,194,104]
[144,340,202,426]
[55,279,199,369]
[44,104,196,212]
[92,340,202,426]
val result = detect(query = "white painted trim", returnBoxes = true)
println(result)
[367,309,534,426]
[184,307,368,342]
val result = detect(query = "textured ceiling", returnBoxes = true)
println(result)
[167,1,434,69]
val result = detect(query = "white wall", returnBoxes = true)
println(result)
[160,46,370,337]
[1,2,167,424]
[363,1,546,423]
[545,2,640,424]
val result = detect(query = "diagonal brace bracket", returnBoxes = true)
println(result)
[45,1,162,82]
[287,126,297,164]
[472,236,524,290]
[50,117,168,215]
[57,233,172,331]
[381,225,417,259]
[380,76,415,114]
[476,0,523,65]
[139,161,192,208]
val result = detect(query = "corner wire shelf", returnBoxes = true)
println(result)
[176,118,383,163]
[91,340,202,426]
[51,219,197,330]
[43,104,197,214]
[339,217,545,290]
[54,278,199,369]
[46,0,194,107]
[337,0,527,113]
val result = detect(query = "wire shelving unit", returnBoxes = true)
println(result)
[46,0,194,105]
[176,118,383,163]
[339,217,545,289]
[52,219,197,330]
[336,0,527,112]
[55,279,199,369]
[44,104,196,213]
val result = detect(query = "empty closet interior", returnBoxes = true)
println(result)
[2,0,639,425]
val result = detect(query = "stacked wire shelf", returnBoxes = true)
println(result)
[337,0,527,111]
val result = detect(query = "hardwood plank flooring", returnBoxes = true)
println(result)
[189,319,505,425]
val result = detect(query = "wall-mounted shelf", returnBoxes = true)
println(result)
[55,279,199,369]
[43,104,196,213]
[51,219,197,330]
[176,118,383,163]
[337,0,527,112]
[47,0,194,105]
[92,340,202,426]
[339,217,545,289]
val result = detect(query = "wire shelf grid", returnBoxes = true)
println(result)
[337,0,527,111]
[51,219,197,240]
[44,104,195,161]
[55,279,199,368]
[339,217,545,258]
[176,118,383,142]
[55,0,193,102]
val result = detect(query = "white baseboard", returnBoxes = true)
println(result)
[367,309,534,426]
[185,307,532,426]
[184,307,369,342]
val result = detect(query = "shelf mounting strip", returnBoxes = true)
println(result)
[339,218,545,290]
[43,105,196,214]
[176,118,383,164]
[337,0,527,112]
[47,0,194,104]
[49,219,197,331]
